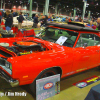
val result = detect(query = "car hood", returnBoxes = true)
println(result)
[0,37,71,61]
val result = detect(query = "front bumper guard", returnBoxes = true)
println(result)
[0,69,19,87]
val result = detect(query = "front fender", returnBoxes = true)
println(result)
[7,54,56,85]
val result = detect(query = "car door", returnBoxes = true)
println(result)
[72,33,100,72]
[87,34,100,68]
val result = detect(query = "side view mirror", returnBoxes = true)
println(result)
[83,43,88,48]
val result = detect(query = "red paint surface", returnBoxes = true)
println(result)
[0,26,100,86]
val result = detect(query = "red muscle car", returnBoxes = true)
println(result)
[0,23,100,94]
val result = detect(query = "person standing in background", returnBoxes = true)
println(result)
[76,17,81,22]
[1,10,4,17]
[90,21,93,27]
[33,14,39,28]
[5,10,13,31]
[40,15,47,26]
[87,20,93,28]
[68,17,71,22]
[92,22,97,29]
[18,12,24,29]
[11,10,13,16]
[48,16,53,21]
[97,18,100,30]
[13,11,18,17]
[0,10,2,27]
[11,10,14,26]
[65,17,68,23]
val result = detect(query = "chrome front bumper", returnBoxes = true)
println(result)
[0,69,19,87]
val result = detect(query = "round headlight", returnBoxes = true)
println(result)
[5,61,10,68]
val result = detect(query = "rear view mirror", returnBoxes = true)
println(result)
[83,43,88,48]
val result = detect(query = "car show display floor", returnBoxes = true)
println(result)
[26,28,41,34]
[0,68,100,100]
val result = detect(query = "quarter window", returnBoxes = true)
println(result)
[76,33,100,47]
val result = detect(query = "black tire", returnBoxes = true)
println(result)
[29,68,57,95]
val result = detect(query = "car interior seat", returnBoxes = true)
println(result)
[76,37,99,47]
[71,36,77,42]
[45,31,55,37]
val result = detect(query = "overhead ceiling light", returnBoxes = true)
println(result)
[96,3,98,5]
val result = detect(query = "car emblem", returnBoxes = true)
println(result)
[43,82,53,90]
[76,82,87,88]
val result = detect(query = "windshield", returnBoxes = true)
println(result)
[36,27,79,47]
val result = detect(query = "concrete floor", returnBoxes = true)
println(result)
[0,68,100,100]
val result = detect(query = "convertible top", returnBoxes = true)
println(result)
[46,22,100,33]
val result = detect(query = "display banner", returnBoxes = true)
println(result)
[73,75,100,88]
[36,74,60,100]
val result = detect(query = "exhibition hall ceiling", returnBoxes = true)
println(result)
[3,0,100,10]
[1,0,100,16]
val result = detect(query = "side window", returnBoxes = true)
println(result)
[76,33,100,47]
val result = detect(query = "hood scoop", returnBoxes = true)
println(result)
[0,41,47,57]
[13,41,41,49]
[12,41,44,56]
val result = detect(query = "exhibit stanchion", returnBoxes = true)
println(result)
[44,0,49,15]
[29,0,33,17]
[1,0,3,9]
[82,0,87,20]
[73,8,76,21]
[88,11,91,21]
